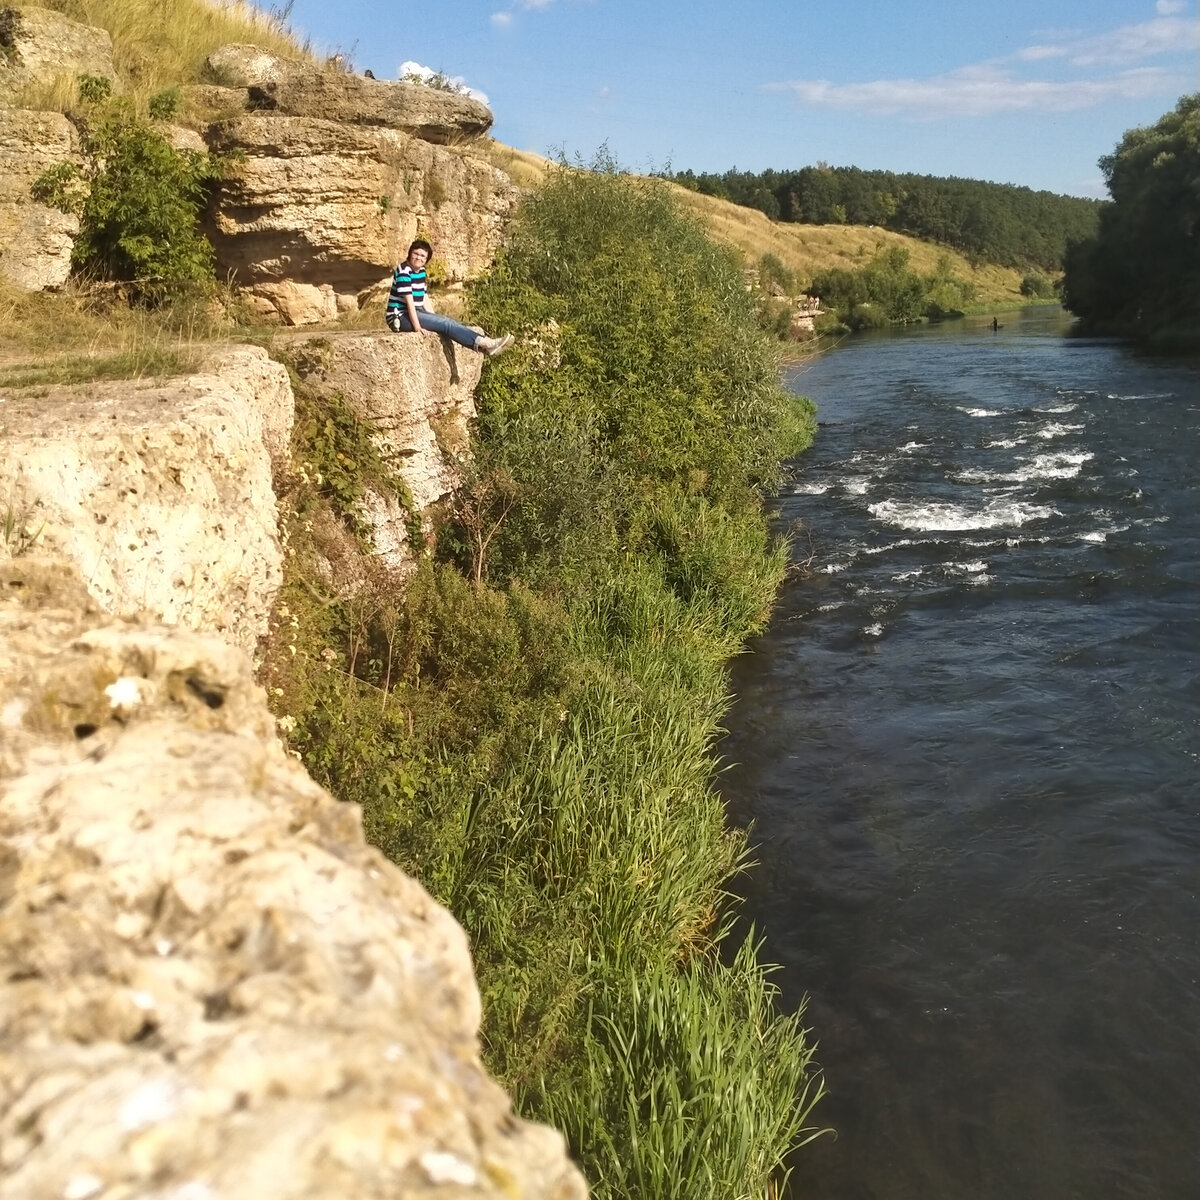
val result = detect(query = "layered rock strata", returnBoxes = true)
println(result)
[206,115,517,322]
[0,107,81,290]
[206,44,493,142]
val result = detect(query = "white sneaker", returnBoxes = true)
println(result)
[480,332,514,357]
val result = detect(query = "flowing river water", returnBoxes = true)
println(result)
[719,308,1199,1200]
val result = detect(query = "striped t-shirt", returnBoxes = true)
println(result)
[386,263,427,315]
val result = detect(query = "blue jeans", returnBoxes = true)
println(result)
[386,307,481,350]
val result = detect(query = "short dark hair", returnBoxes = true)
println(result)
[407,238,433,260]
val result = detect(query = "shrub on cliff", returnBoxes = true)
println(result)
[465,152,814,594]
[33,91,220,293]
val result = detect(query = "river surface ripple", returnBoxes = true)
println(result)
[720,309,1200,1200]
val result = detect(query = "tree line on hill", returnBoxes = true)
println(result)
[1061,93,1199,351]
[669,164,1101,271]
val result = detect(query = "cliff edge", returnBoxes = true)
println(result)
[0,340,587,1199]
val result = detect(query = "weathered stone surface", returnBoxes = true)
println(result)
[159,121,207,154]
[250,72,494,144]
[204,42,293,89]
[205,114,517,321]
[0,6,116,99]
[0,346,291,651]
[0,557,588,1200]
[288,332,480,573]
[179,82,247,121]
[206,43,493,142]
[0,107,81,290]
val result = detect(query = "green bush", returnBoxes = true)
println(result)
[32,90,221,292]
[1020,271,1055,298]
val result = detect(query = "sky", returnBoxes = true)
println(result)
[278,0,1198,198]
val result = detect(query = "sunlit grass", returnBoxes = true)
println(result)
[10,0,315,111]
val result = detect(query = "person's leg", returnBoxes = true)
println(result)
[407,309,483,351]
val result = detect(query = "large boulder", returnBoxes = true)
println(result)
[0,346,292,652]
[0,5,116,99]
[0,108,81,290]
[206,115,517,323]
[206,43,492,143]
[0,557,588,1200]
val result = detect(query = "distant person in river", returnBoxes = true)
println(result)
[992,317,999,332]
[385,239,513,356]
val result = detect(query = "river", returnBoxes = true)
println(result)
[720,307,1199,1200]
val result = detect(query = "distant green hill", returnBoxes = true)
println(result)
[669,164,1101,272]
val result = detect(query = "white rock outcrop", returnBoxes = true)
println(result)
[0,5,117,99]
[0,346,291,652]
[0,557,587,1200]
[287,331,480,573]
[206,44,494,143]
[206,115,517,323]
[0,107,81,290]
[0,336,587,1196]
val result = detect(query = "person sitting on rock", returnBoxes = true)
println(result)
[385,239,513,356]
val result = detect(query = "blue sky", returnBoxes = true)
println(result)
[280,0,1197,198]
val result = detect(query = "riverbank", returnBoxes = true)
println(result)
[264,164,827,1198]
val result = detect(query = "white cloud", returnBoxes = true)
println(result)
[1019,15,1195,67]
[490,11,512,28]
[766,9,1195,119]
[1156,1,1186,14]
[397,60,489,107]
[767,65,1186,119]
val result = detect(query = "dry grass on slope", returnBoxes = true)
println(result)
[8,0,316,108]
[668,185,1027,307]
[476,145,1026,308]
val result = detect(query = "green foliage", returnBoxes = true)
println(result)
[32,92,220,291]
[147,85,179,119]
[77,73,112,103]
[1020,271,1056,299]
[268,161,825,1198]
[467,153,814,590]
[758,251,796,294]
[283,344,418,547]
[669,163,1102,270]
[811,245,974,327]
[543,939,826,1200]
[1061,94,1200,349]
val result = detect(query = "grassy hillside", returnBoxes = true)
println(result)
[479,146,1029,310]
[8,0,314,110]
[670,185,1029,308]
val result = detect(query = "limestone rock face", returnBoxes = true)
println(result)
[206,43,493,142]
[0,557,588,1200]
[204,42,292,89]
[0,6,116,98]
[0,346,291,651]
[206,115,517,322]
[288,332,480,572]
[0,108,81,290]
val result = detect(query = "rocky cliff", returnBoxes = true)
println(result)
[0,17,518,323]
[0,338,588,1198]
